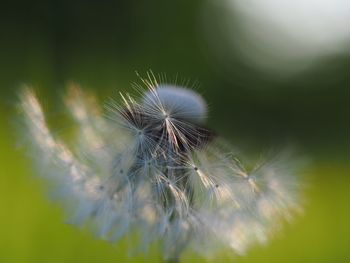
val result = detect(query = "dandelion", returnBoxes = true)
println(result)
[18,74,302,262]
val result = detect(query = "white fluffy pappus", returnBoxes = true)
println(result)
[18,75,303,262]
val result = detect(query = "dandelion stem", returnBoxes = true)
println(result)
[164,258,179,263]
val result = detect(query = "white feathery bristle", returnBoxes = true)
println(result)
[18,80,303,262]
[142,85,207,124]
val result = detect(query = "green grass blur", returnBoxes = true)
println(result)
[1,1,350,262]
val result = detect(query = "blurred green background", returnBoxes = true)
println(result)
[1,1,350,262]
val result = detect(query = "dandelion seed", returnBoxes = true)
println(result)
[18,74,303,262]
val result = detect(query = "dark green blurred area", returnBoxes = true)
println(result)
[0,1,349,262]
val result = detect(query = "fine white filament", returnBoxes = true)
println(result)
[19,77,302,262]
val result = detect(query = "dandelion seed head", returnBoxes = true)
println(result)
[18,75,304,262]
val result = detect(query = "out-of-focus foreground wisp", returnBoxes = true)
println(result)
[18,76,303,262]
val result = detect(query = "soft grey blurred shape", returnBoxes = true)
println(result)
[202,0,350,75]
